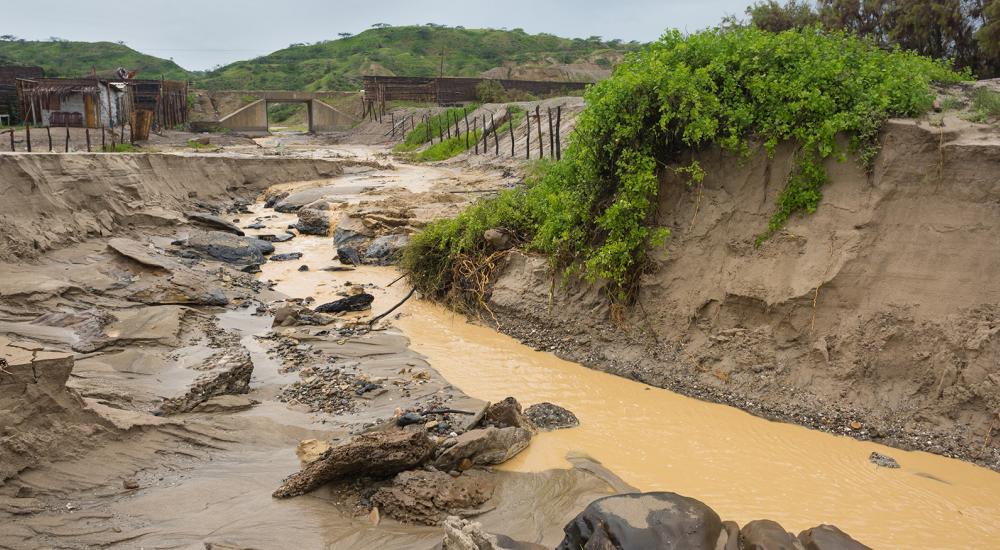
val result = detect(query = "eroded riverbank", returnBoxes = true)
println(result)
[2,143,999,549]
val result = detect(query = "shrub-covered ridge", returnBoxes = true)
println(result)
[403,27,966,305]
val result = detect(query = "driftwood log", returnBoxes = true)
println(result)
[272,429,436,498]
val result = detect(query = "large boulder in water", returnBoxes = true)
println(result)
[797,525,872,550]
[557,492,725,550]
[524,402,579,430]
[186,231,266,266]
[741,519,803,550]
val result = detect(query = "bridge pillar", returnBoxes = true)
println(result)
[310,99,356,133]
[217,99,267,134]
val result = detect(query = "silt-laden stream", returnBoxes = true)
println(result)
[255,196,1000,549]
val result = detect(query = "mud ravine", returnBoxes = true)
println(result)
[1,128,999,549]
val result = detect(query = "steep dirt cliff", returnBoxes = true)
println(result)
[488,118,1000,468]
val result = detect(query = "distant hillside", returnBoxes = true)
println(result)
[0,39,191,80]
[197,25,639,91]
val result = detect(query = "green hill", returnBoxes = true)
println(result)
[197,25,638,91]
[0,39,191,80]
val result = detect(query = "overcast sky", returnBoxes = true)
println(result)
[5,0,750,70]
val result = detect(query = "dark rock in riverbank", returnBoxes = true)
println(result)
[249,238,274,255]
[337,246,362,266]
[557,492,871,550]
[257,232,295,243]
[185,212,245,236]
[365,234,409,265]
[314,293,374,313]
[271,252,303,262]
[798,524,872,550]
[185,231,266,266]
[295,207,331,236]
[741,519,800,550]
[272,429,436,498]
[524,402,579,430]
[559,492,724,550]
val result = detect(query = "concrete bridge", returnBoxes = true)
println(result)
[216,91,360,134]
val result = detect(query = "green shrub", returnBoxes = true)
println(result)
[394,104,479,152]
[403,27,966,305]
[412,129,482,161]
[970,88,1000,121]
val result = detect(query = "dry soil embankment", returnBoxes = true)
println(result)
[0,153,345,261]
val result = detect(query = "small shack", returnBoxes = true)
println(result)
[16,77,188,132]
[0,66,44,123]
[16,78,126,128]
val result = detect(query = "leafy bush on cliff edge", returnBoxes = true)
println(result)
[402,27,966,305]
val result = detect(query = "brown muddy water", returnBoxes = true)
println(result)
[254,199,1000,550]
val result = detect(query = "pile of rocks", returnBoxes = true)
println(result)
[277,365,369,415]
[557,492,871,550]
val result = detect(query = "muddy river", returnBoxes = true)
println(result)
[254,194,1000,549]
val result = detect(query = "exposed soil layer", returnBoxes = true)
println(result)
[485,117,1000,470]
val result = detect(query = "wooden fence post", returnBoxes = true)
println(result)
[509,113,515,157]
[390,112,395,137]
[9,129,14,152]
[535,106,543,158]
[25,121,31,152]
[446,111,452,139]
[525,113,530,160]
[548,107,554,158]
[86,127,91,152]
[47,126,52,151]
[491,113,499,155]
[481,114,487,155]
[556,106,562,160]
[473,117,478,154]
[454,110,460,138]
[463,108,470,149]
[102,125,106,151]
[438,114,443,143]
[65,123,70,152]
